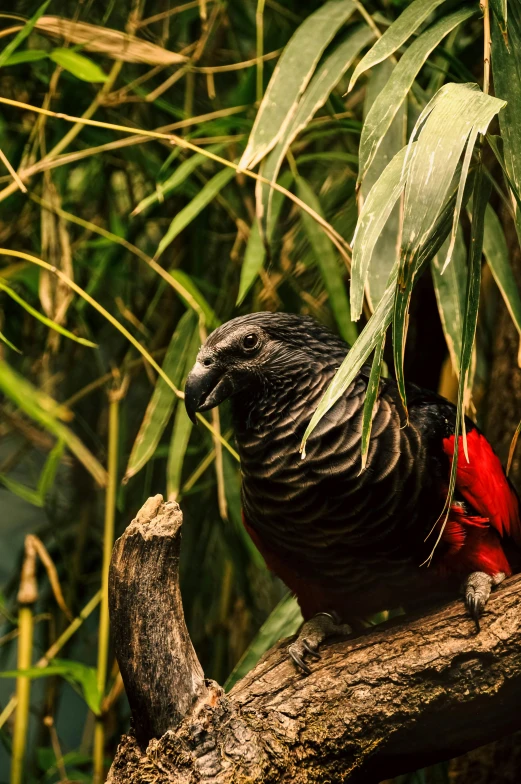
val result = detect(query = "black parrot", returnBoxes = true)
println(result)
[184,312,520,673]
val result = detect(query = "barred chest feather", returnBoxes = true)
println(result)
[231,359,440,596]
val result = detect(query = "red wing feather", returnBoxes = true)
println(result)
[443,429,521,545]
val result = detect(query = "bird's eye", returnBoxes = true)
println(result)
[242,333,259,350]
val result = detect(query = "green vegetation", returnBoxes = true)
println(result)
[0,0,520,781]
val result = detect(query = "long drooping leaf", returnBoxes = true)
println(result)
[224,593,302,692]
[487,134,521,212]
[491,3,521,237]
[359,333,386,472]
[0,360,107,486]
[348,0,450,91]
[167,327,201,500]
[258,24,374,237]
[0,279,97,346]
[358,6,476,186]
[393,83,505,411]
[0,1,50,69]
[237,169,294,304]
[301,167,476,454]
[480,204,521,348]
[240,0,358,170]
[425,168,491,563]
[124,311,197,482]
[297,176,357,345]
[132,144,225,216]
[236,221,265,306]
[359,59,406,311]
[154,167,236,259]
[351,144,411,320]
[431,228,467,373]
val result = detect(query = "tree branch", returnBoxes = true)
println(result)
[107,496,521,784]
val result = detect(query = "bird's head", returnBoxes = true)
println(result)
[184,311,348,423]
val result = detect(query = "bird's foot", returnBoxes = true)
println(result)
[464,571,505,633]
[288,612,352,675]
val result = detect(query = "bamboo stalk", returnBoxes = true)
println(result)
[10,537,38,784]
[0,591,101,731]
[256,0,266,103]
[93,391,120,784]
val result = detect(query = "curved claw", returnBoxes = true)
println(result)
[464,572,494,635]
[302,639,321,659]
[466,595,481,634]
[288,644,311,675]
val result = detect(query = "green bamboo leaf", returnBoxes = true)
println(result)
[296,176,357,345]
[431,228,467,373]
[479,204,521,344]
[348,0,450,91]
[49,48,108,83]
[0,279,97,347]
[393,83,504,412]
[487,134,521,211]
[360,333,386,473]
[2,438,67,510]
[224,593,303,692]
[222,451,266,569]
[425,169,491,563]
[4,50,48,66]
[301,167,475,455]
[170,270,218,328]
[132,144,225,216]
[0,360,107,487]
[155,167,235,259]
[0,659,101,715]
[236,221,265,306]
[240,0,358,170]
[236,171,293,305]
[0,329,21,352]
[0,1,50,69]
[37,438,65,497]
[359,59,406,312]
[167,327,201,500]
[0,474,43,506]
[124,311,197,482]
[351,144,411,321]
[490,0,508,41]
[358,6,476,187]
[258,25,373,238]
[491,3,521,235]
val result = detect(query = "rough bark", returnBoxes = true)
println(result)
[108,494,206,748]
[107,496,521,784]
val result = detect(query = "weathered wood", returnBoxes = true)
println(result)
[107,495,521,784]
[108,495,207,748]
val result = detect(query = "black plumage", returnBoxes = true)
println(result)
[184,312,518,623]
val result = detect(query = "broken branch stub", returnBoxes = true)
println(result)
[108,494,206,747]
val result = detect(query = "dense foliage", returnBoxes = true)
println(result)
[0,0,520,782]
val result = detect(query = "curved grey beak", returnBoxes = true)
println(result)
[184,360,233,423]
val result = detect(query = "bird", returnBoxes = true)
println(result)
[184,311,520,673]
